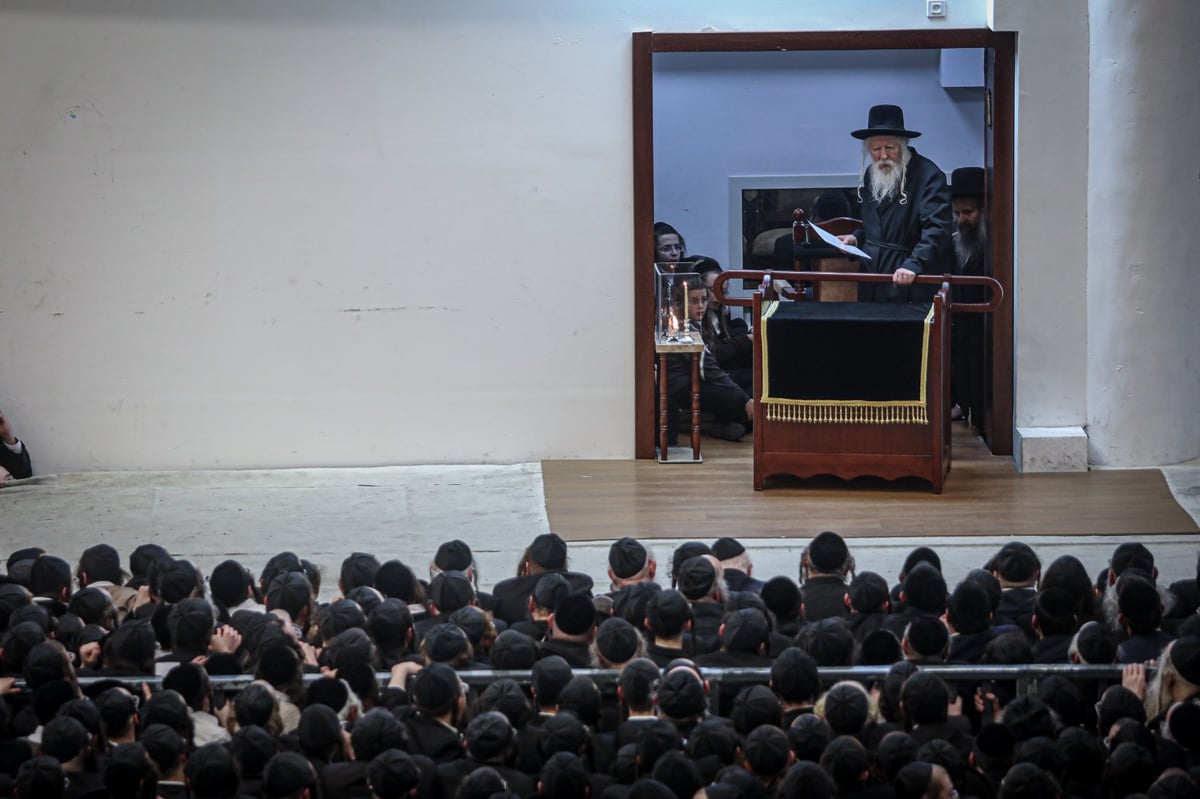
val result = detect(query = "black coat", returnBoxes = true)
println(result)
[800,576,850,622]
[490,570,594,625]
[0,441,31,480]
[853,146,954,303]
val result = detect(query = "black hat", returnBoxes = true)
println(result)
[298,704,341,755]
[434,540,472,572]
[7,547,44,571]
[156,559,200,604]
[447,605,487,646]
[743,725,791,777]
[992,542,1040,583]
[796,617,855,667]
[129,544,169,578]
[465,710,515,760]
[411,663,461,714]
[1111,542,1155,577]
[531,656,574,707]
[852,104,922,140]
[905,615,949,658]
[609,538,649,579]
[1072,620,1116,664]
[787,713,833,763]
[16,756,65,799]
[552,590,596,636]
[428,570,474,613]
[823,683,870,735]
[186,743,240,799]
[209,560,252,608]
[109,619,158,664]
[230,725,279,777]
[529,533,567,570]
[68,587,113,625]
[893,762,934,799]
[343,585,383,617]
[808,531,850,573]
[950,167,986,199]
[350,708,407,762]
[676,556,717,600]
[367,750,421,799]
[711,537,745,562]
[731,684,782,733]
[305,677,350,715]
[760,576,801,620]
[532,573,571,611]
[859,629,904,665]
[657,668,706,720]
[670,542,711,582]
[722,608,769,653]
[1170,636,1200,685]
[79,544,125,584]
[422,623,470,663]
[540,712,587,759]
[848,571,889,613]
[263,752,316,799]
[374,560,419,602]
[490,629,540,670]
[595,616,640,664]
[477,678,532,728]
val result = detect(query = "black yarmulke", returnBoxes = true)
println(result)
[529,533,567,570]
[428,570,474,613]
[552,590,596,636]
[808,531,849,572]
[743,724,791,777]
[532,572,571,611]
[491,629,540,670]
[434,540,473,572]
[465,710,516,760]
[411,663,461,715]
[710,537,746,561]
[422,623,470,663]
[676,556,717,600]
[609,537,649,579]
[595,616,640,664]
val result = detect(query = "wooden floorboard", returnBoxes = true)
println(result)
[543,426,1199,542]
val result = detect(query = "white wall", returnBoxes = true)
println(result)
[1086,0,1200,466]
[992,0,1091,439]
[14,0,1129,476]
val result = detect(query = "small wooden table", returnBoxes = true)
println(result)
[656,340,704,463]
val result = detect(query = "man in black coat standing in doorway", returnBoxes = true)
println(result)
[839,104,955,304]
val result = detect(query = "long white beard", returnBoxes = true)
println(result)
[868,159,905,203]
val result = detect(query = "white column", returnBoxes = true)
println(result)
[1086,0,1200,466]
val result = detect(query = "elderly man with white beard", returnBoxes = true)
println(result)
[838,105,954,303]
[949,166,989,424]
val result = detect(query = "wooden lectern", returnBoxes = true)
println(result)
[711,270,1003,493]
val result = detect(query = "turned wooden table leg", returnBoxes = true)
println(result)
[658,352,670,460]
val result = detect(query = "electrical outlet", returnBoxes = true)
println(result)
[927,0,946,18]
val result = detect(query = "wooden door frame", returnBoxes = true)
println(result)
[633,29,1016,459]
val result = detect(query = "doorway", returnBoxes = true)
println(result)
[632,30,1015,460]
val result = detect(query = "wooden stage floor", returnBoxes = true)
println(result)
[542,425,1199,542]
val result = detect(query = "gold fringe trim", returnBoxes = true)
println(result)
[760,302,935,426]
[764,401,928,425]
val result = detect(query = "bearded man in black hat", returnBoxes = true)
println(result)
[949,166,988,425]
[838,104,954,303]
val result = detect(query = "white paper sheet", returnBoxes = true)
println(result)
[807,220,872,260]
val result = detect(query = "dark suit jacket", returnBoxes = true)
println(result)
[491,570,594,625]
[0,441,31,480]
[994,587,1037,640]
[801,576,850,622]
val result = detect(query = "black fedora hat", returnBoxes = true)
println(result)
[950,167,986,198]
[852,104,921,140]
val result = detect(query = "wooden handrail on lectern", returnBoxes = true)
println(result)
[711,270,1005,314]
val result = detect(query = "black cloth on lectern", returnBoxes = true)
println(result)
[763,301,931,402]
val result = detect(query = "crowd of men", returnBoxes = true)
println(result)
[0,533,1198,799]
